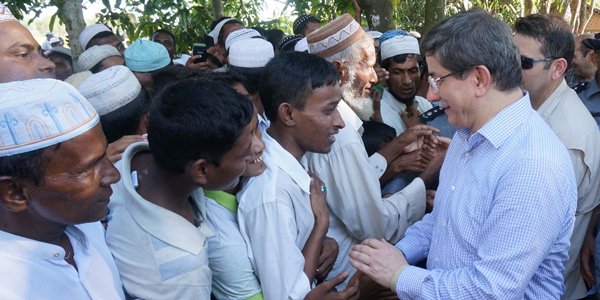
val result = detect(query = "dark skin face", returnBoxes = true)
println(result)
[88,34,126,56]
[0,22,55,83]
[47,54,73,81]
[153,32,175,60]
[387,56,421,105]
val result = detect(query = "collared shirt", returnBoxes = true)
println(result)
[238,131,316,300]
[0,223,125,300]
[204,190,263,300]
[578,74,600,126]
[536,80,600,299]
[304,100,426,283]
[380,90,433,135]
[106,142,215,300]
[395,94,577,299]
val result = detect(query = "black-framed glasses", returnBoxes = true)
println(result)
[520,55,556,70]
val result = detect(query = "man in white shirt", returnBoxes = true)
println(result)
[106,79,255,299]
[378,30,433,136]
[305,14,440,283]
[238,52,359,299]
[514,14,600,300]
[0,79,124,299]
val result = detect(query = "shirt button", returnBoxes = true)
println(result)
[464,152,470,157]
[54,253,60,257]
[450,185,455,191]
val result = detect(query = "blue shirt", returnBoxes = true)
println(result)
[577,75,600,126]
[394,94,577,299]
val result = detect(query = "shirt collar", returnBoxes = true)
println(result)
[203,190,237,213]
[338,100,363,133]
[263,131,311,195]
[120,142,214,255]
[537,79,567,119]
[0,225,88,261]
[585,75,600,98]
[473,92,533,149]
[383,89,408,112]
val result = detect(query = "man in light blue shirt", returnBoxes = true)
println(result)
[349,9,577,299]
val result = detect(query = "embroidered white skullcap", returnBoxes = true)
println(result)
[0,79,99,156]
[208,18,232,44]
[294,37,308,52]
[380,34,420,61]
[65,71,92,88]
[225,28,262,51]
[78,45,121,71]
[78,66,141,116]
[79,24,112,49]
[49,37,61,44]
[228,38,274,68]
[0,2,16,23]
[367,31,382,39]
[307,14,365,58]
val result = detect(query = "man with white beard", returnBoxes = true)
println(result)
[304,14,441,289]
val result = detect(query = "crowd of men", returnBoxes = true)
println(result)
[2,2,600,299]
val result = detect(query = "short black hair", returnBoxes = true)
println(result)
[260,52,340,123]
[0,145,58,185]
[205,71,246,88]
[151,65,205,96]
[380,53,424,70]
[293,15,320,35]
[277,35,303,53]
[87,31,116,49]
[361,121,396,156]
[100,88,150,143]
[265,29,284,51]
[228,65,264,95]
[147,79,253,173]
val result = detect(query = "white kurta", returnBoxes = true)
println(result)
[380,90,433,135]
[238,131,316,300]
[0,223,125,300]
[304,100,426,284]
[535,80,600,299]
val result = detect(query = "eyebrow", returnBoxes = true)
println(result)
[7,42,35,51]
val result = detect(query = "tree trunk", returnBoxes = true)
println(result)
[524,0,536,15]
[357,0,394,32]
[212,0,224,19]
[578,0,596,33]
[60,0,86,72]
[423,0,446,34]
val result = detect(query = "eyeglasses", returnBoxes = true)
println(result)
[520,55,556,70]
[427,70,463,94]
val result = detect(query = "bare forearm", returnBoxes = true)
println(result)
[302,221,328,283]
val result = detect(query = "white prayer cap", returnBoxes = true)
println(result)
[79,24,111,49]
[78,66,141,116]
[228,38,274,68]
[49,37,61,44]
[0,2,16,23]
[45,31,53,35]
[208,18,232,44]
[78,45,121,71]
[380,35,420,61]
[65,71,92,88]
[367,31,382,39]
[294,37,308,52]
[0,79,99,157]
[47,46,72,58]
[225,28,262,51]
[307,14,365,58]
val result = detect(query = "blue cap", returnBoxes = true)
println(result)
[379,30,410,45]
[124,39,170,73]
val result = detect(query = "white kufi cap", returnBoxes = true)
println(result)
[78,66,141,116]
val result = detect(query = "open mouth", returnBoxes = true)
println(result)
[251,154,264,164]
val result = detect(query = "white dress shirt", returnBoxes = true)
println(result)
[0,222,125,300]
[238,131,317,300]
[106,142,215,300]
[536,80,600,299]
[380,90,433,135]
[304,100,426,283]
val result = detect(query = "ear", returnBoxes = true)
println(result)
[551,58,568,80]
[332,60,349,84]
[137,112,149,135]
[0,177,28,213]
[278,103,296,127]
[187,159,210,187]
[472,65,492,97]
[588,51,597,65]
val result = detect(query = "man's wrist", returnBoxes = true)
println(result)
[390,263,409,291]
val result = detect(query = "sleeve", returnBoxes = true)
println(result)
[568,148,596,214]
[395,212,435,265]
[369,152,387,178]
[241,202,311,300]
[309,141,426,243]
[394,158,577,299]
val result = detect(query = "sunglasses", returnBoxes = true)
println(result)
[520,55,556,70]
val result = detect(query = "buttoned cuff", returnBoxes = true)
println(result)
[395,265,430,298]
[390,264,409,291]
[395,234,426,265]
[369,152,387,178]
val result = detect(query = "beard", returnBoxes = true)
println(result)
[341,68,374,121]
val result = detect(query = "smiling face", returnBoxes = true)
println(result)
[341,44,378,120]
[293,85,345,154]
[387,55,421,105]
[513,33,554,105]
[19,125,121,225]
[0,22,55,83]
[243,114,266,177]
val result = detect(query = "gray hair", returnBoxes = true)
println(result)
[421,9,522,91]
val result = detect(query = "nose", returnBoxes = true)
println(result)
[333,109,345,129]
[100,158,121,187]
[252,131,265,155]
[369,67,377,84]
[402,71,413,85]
[36,53,55,76]
[426,86,440,102]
